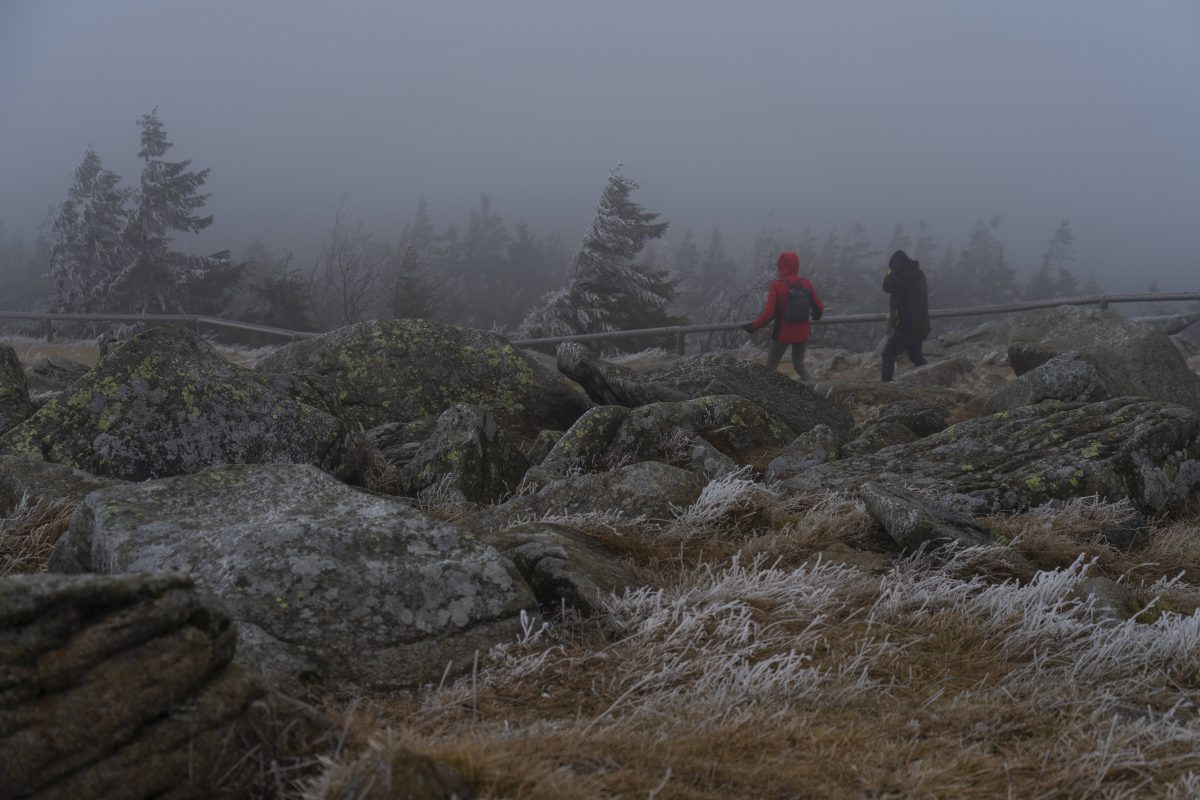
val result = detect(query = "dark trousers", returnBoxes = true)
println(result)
[881,332,928,382]
[767,340,812,381]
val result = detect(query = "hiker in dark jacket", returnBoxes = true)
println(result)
[742,251,823,381]
[881,249,931,381]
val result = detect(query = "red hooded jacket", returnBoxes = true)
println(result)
[750,252,823,343]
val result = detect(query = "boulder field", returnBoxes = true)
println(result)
[1,305,1199,798]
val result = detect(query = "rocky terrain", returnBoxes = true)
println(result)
[2,307,1200,799]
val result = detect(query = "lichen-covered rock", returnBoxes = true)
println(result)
[556,341,686,407]
[868,401,948,438]
[781,398,1200,516]
[257,318,588,436]
[895,356,976,388]
[525,429,564,465]
[639,353,854,439]
[402,403,529,503]
[984,352,1113,414]
[765,424,842,482]
[49,464,537,690]
[0,345,32,435]
[466,461,707,531]
[0,455,121,516]
[841,421,920,458]
[527,396,791,485]
[24,354,89,392]
[0,326,344,481]
[0,572,327,799]
[859,482,994,551]
[1008,306,1200,412]
[485,523,639,614]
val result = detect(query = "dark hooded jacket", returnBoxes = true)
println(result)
[883,250,931,338]
[750,252,824,344]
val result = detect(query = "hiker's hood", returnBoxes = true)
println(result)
[889,249,916,271]
[777,252,800,282]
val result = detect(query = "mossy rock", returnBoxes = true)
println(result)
[0,326,344,481]
[257,318,588,437]
[782,397,1200,516]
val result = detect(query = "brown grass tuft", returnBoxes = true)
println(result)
[0,494,73,575]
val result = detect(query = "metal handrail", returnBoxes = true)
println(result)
[1,291,1197,347]
[509,292,1200,347]
[0,311,320,342]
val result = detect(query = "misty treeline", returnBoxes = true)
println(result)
[1,110,1112,348]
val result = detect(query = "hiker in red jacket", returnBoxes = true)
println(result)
[742,251,823,381]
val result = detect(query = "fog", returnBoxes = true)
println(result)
[2,0,1199,291]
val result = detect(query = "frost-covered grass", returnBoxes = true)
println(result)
[306,479,1200,799]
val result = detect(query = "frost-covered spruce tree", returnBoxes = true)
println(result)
[519,164,674,339]
[116,108,237,314]
[48,147,132,312]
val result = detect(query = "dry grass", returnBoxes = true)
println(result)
[0,494,73,576]
[300,479,1200,799]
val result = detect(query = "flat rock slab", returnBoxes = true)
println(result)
[781,397,1200,516]
[49,463,537,690]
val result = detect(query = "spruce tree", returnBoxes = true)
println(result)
[390,245,437,320]
[519,165,673,338]
[48,146,131,311]
[672,227,702,312]
[118,108,236,313]
[700,227,734,304]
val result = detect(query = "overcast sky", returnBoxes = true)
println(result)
[2,0,1198,289]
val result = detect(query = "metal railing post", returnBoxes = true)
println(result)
[675,331,686,355]
[42,317,54,343]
